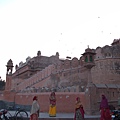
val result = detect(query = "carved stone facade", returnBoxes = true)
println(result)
[3,38,120,114]
[92,39,120,84]
[6,39,119,93]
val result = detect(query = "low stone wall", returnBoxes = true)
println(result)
[3,92,85,113]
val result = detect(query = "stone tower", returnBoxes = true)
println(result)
[82,46,96,115]
[4,59,16,103]
[5,59,14,91]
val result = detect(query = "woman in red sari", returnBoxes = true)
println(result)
[100,94,111,120]
[30,96,40,120]
[74,97,85,120]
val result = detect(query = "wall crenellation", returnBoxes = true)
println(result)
[14,64,55,92]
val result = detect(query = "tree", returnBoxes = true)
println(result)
[0,77,5,90]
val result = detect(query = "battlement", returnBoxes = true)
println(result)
[111,38,120,46]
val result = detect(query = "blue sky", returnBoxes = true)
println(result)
[0,0,120,80]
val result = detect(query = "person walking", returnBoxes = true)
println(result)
[49,91,56,117]
[100,94,111,120]
[30,96,40,120]
[74,97,85,120]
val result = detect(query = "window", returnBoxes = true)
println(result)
[85,56,88,62]
[113,92,114,97]
[90,56,93,62]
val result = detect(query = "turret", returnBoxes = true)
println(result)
[82,46,96,69]
[6,59,14,75]
[37,51,41,56]
[82,46,96,115]
[5,59,14,91]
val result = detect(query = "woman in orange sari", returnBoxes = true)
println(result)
[74,97,85,120]
[30,96,40,120]
[49,92,56,117]
[100,94,111,120]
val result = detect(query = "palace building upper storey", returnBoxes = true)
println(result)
[5,39,120,93]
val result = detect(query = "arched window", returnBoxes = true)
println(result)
[113,92,114,97]
[108,53,111,56]
[105,53,107,57]
[90,56,93,62]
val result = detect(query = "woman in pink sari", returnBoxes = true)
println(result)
[49,92,56,117]
[30,96,40,120]
[100,94,111,120]
[74,97,85,120]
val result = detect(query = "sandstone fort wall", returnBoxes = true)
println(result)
[3,92,85,113]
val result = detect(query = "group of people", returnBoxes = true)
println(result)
[29,92,112,120]
[29,91,56,120]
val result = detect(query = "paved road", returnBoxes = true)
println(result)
[8,111,100,119]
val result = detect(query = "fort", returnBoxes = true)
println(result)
[0,39,120,115]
